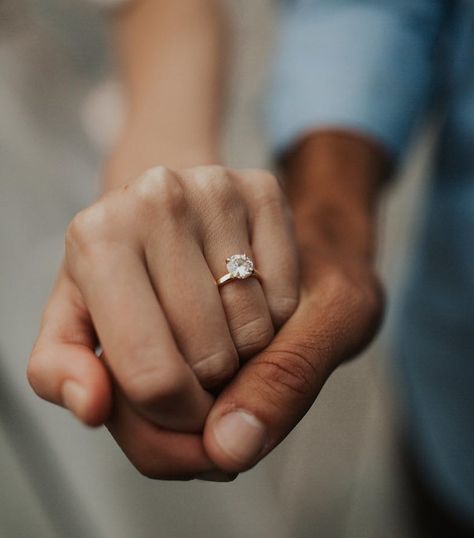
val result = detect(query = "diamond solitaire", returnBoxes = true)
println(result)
[216,253,261,287]
[226,254,254,279]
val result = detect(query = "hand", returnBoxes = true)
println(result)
[202,242,383,472]
[200,131,389,472]
[27,165,299,479]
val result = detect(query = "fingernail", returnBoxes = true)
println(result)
[196,471,238,483]
[62,381,88,420]
[213,410,266,465]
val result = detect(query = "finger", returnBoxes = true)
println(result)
[66,219,213,432]
[203,301,323,473]
[203,277,366,472]
[195,471,238,482]
[192,171,273,359]
[240,169,299,327]
[212,253,273,361]
[145,233,238,390]
[107,389,217,480]
[27,270,112,427]
[204,267,383,472]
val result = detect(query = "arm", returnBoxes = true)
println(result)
[29,0,229,423]
[268,0,448,158]
[204,131,389,471]
[105,0,227,187]
[201,0,447,472]
[28,0,299,480]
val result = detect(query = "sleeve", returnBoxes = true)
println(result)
[267,0,449,159]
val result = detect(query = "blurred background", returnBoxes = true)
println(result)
[0,1,433,536]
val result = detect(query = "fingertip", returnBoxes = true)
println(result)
[195,471,239,482]
[204,409,268,473]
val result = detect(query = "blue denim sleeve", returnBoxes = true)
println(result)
[267,0,447,158]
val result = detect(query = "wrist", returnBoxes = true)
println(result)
[283,130,392,260]
[102,128,220,190]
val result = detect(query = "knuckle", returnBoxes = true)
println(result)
[135,166,186,217]
[122,362,188,409]
[254,169,281,190]
[233,316,274,357]
[191,164,228,185]
[317,267,385,359]
[188,166,246,234]
[190,165,238,204]
[349,276,385,341]
[319,268,360,306]
[363,275,385,323]
[325,268,384,323]
[244,169,283,201]
[65,203,108,253]
[253,344,318,402]
[271,295,299,325]
[192,349,239,389]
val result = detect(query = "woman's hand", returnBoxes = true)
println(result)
[27,165,299,479]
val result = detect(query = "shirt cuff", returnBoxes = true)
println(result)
[267,4,439,159]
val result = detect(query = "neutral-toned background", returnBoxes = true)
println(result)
[0,1,431,536]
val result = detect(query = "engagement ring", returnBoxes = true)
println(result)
[216,254,261,287]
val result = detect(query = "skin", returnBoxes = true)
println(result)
[27,0,392,479]
[203,131,391,473]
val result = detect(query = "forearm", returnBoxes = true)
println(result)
[284,131,392,260]
[104,0,227,188]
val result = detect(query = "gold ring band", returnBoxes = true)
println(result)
[217,269,262,288]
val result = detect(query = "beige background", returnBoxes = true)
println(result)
[0,1,430,536]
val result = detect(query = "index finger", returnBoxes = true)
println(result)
[28,269,112,427]
[66,233,213,433]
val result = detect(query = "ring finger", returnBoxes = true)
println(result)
[202,205,274,360]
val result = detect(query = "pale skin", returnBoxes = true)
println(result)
[28,0,390,479]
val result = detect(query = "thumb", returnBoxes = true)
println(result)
[203,268,382,474]
[203,296,336,473]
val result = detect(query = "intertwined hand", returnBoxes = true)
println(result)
[28,165,299,479]
[28,153,384,479]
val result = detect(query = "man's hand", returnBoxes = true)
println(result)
[27,131,389,480]
[203,131,391,472]
[203,243,383,472]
